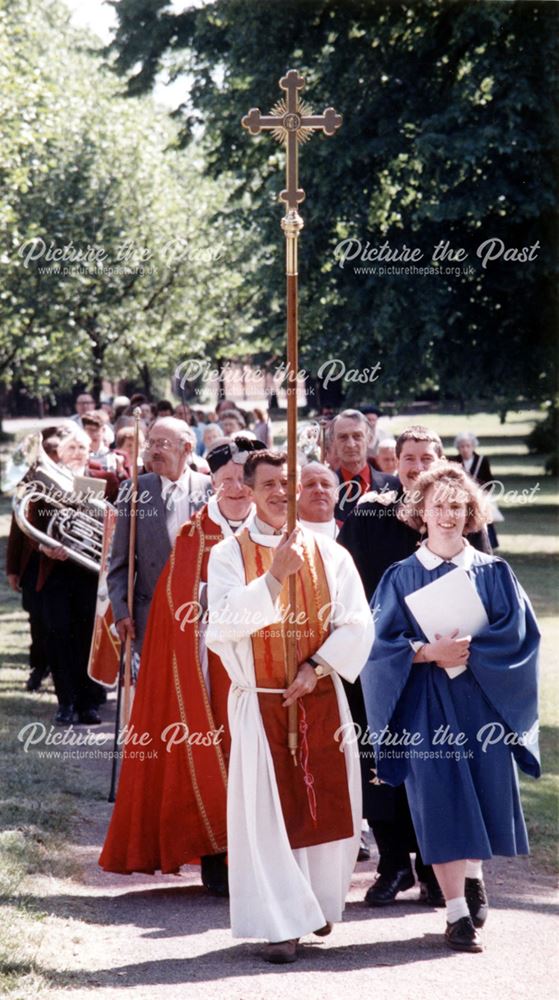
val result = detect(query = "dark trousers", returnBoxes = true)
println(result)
[370,785,431,881]
[41,561,103,711]
[20,555,50,678]
[344,675,435,884]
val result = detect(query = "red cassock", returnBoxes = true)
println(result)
[99,505,230,874]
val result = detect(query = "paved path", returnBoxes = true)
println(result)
[28,708,558,1000]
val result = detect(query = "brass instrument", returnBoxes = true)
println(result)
[11,432,110,573]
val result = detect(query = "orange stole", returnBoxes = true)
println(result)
[99,506,230,875]
[236,529,353,850]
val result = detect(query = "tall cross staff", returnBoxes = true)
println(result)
[242,70,342,758]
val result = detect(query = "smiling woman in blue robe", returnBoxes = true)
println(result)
[361,461,540,954]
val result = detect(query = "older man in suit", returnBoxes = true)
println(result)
[330,409,398,523]
[108,417,210,655]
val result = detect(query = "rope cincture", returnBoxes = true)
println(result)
[298,700,317,825]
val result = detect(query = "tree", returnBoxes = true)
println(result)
[0,0,264,412]
[107,0,559,409]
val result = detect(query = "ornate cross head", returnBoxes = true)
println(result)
[242,69,342,211]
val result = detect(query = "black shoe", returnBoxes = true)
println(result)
[77,708,101,725]
[445,915,483,952]
[26,667,48,692]
[54,705,74,725]
[364,868,415,907]
[419,879,445,907]
[357,836,371,862]
[201,852,229,897]
[465,877,489,928]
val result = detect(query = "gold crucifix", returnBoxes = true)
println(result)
[242,69,342,211]
[242,70,342,759]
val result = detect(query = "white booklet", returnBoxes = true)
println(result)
[404,568,489,678]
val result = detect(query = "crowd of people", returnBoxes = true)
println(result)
[6,392,540,964]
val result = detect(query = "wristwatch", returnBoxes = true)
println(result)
[307,656,325,678]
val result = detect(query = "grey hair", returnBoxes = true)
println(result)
[180,425,197,449]
[330,409,371,437]
[454,431,479,449]
[57,424,90,449]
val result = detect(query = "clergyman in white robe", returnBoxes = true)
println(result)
[206,520,374,942]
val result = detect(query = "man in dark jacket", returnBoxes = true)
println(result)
[330,409,398,523]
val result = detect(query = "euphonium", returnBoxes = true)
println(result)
[11,432,110,573]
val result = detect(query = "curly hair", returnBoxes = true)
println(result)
[398,459,490,533]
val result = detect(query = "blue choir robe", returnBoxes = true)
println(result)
[361,541,540,864]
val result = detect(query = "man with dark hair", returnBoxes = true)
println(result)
[155,399,174,417]
[206,450,373,964]
[330,409,398,522]
[338,425,489,910]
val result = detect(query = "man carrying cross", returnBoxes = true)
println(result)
[206,450,373,963]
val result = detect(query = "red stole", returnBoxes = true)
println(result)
[236,528,353,850]
[99,505,230,874]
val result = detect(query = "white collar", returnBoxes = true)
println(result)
[298,517,338,539]
[160,471,190,498]
[415,538,476,570]
[254,514,284,536]
[207,494,255,537]
[245,514,286,548]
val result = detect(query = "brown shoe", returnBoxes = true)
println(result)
[263,939,298,964]
[313,922,333,937]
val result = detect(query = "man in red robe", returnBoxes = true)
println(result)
[98,437,262,894]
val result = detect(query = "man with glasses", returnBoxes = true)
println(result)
[108,417,210,656]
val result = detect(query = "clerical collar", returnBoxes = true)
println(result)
[298,517,338,539]
[254,514,284,536]
[415,539,475,570]
[207,494,254,534]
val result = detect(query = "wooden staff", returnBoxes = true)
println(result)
[243,71,342,757]
[284,211,302,759]
[320,420,327,463]
[122,406,142,728]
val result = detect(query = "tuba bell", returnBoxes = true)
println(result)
[11,432,110,573]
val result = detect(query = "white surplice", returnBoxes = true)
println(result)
[206,524,374,942]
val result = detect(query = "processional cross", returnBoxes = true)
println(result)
[242,70,342,757]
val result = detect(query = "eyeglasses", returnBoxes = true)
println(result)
[144,438,177,451]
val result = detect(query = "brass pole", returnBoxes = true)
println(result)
[242,70,341,761]
[282,209,304,759]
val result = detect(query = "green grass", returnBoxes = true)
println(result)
[0,502,107,997]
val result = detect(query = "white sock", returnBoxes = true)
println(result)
[446,896,469,923]
[465,860,483,880]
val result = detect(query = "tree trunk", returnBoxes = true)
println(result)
[216,358,225,402]
[141,362,152,398]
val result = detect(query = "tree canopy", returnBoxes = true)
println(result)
[0,0,263,407]
[107,0,558,408]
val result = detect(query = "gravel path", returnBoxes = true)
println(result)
[31,709,558,1000]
